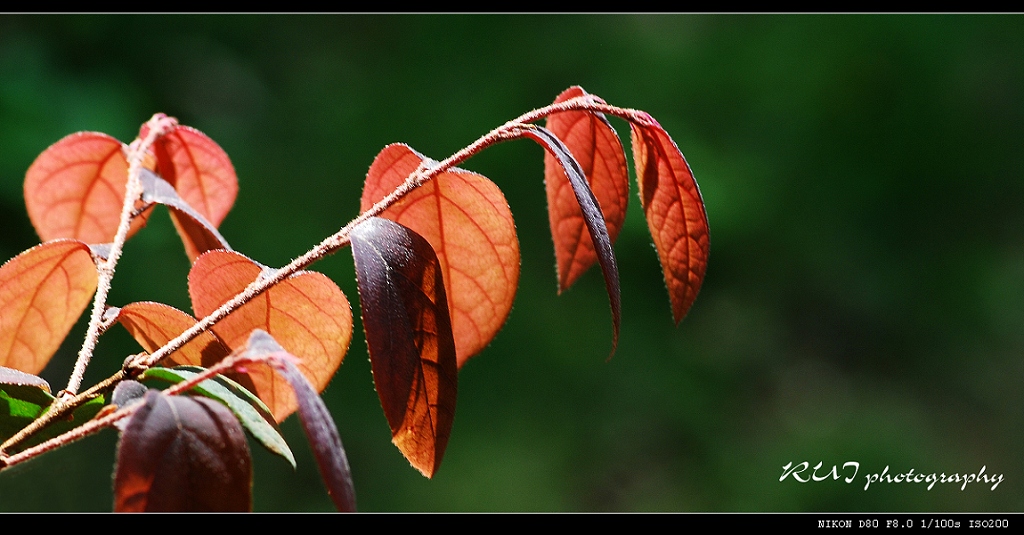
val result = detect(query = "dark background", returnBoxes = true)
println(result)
[0,14,1021,512]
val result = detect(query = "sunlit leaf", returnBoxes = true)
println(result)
[544,86,629,292]
[24,132,148,243]
[138,169,232,261]
[361,144,519,367]
[241,330,355,511]
[630,119,710,323]
[0,240,98,374]
[113,390,252,512]
[188,250,353,422]
[351,217,457,478]
[145,124,238,228]
[141,365,295,469]
[520,124,621,355]
[117,301,232,368]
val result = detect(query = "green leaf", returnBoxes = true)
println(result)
[140,366,295,468]
[0,385,54,443]
[1,388,106,453]
[30,396,106,448]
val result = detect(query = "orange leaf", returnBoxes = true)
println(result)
[544,86,629,292]
[351,217,458,478]
[630,120,710,324]
[188,250,352,422]
[148,125,238,228]
[24,132,148,243]
[116,301,231,368]
[360,144,519,367]
[0,240,98,374]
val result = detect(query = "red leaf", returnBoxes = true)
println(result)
[113,390,252,512]
[24,132,148,243]
[630,120,710,323]
[243,330,356,511]
[360,144,519,367]
[147,124,238,228]
[188,251,353,422]
[116,301,232,368]
[350,217,457,478]
[0,240,98,374]
[544,86,629,291]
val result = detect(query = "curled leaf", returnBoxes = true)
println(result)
[0,240,98,374]
[544,86,629,292]
[630,119,710,323]
[351,217,458,478]
[519,124,621,355]
[139,169,232,261]
[188,250,353,422]
[113,390,252,512]
[242,330,356,511]
[24,132,148,243]
[361,144,519,367]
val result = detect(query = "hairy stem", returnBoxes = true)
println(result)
[63,114,179,397]
[3,96,645,462]
[139,96,624,367]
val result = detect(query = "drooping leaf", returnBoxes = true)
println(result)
[360,144,519,367]
[351,217,457,478]
[113,390,252,512]
[519,124,621,355]
[117,301,232,368]
[0,240,98,374]
[24,132,148,243]
[241,330,355,511]
[544,86,629,292]
[188,250,353,422]
[140,365,295,469]
[630,119,710,323]
[144,123,238,228]
[138,169,232,261]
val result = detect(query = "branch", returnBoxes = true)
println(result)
[3,97,645,456]
[63,114,179,397]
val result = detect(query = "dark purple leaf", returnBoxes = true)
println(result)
[241,330,356,512]
[113,390,252,512]
[519,125,621,356]
[350,217,458,478]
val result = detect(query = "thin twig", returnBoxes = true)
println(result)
[3,97,645,463]
[63,114,179,397]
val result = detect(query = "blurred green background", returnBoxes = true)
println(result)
[0,14,1021,512]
